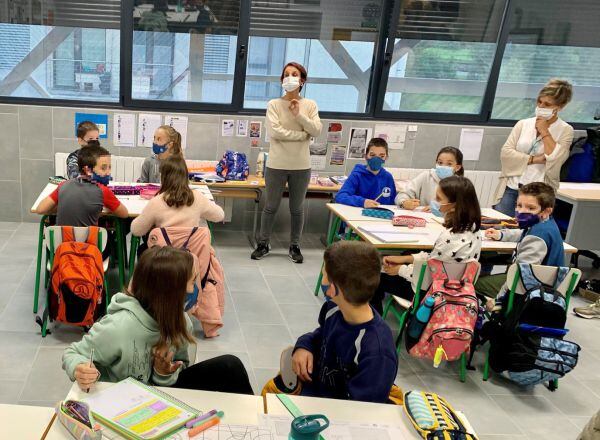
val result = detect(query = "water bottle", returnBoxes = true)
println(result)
[407,296,435,340]
[289,415,329,440]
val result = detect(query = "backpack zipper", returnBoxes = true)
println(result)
[432,300,478,314]
[427,327,473,342]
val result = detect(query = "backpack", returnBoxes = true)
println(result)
[560,127,600,183]
[49,226,104,327]
[216,150,249,181]
[486,264,580,386]
[408,260,479,361]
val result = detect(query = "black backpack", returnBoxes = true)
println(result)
[560,127,600,183]
[484,264,580,387]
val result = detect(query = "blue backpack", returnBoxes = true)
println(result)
[216,150,249,181]
[560,127,600,183]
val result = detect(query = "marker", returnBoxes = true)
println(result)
[192,411,223,428]
[188,417,220,437]
[185,410,219,429]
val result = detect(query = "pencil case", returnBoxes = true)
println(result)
[481,217,519,230]
[403,390,478,440]
[362,208,394,219]
[56,400,103,440]
[393,215,426,228]
[111,185,141,195]
[140,185,160,199]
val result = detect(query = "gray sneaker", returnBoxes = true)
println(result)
[574,299,600,319]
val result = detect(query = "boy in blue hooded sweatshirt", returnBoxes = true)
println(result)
[335,138,397,208]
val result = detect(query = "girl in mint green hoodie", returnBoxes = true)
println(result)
[63,246,253,394]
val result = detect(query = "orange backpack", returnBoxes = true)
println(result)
[49,226,104,327]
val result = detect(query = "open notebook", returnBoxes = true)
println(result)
[82,377,199,440]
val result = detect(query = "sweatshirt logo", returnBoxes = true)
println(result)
[381,187,391,198]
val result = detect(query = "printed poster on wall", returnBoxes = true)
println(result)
[309,142,327,171]
[249,121,262,138]
[113,113,135,147]
[374,124,407,150]
[347,127,372,159]
[75,113,108,139]
[222,119,234,137]
[327,122,343,143]
[236,120,248,137]
[137,113,162,147]
[165,115,188,149]
[330,144,347,166]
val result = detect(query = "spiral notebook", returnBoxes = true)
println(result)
[82,377,199,440]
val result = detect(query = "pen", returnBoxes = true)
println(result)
[374,191,385,202]
[86,348,94,394]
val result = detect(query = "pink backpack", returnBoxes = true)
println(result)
[148,227,225,338]
[409,259,479,361]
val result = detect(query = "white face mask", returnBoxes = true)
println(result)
[282,76,301,92]
[535,106,555,120]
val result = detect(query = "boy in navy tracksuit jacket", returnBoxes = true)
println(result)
[335,138,397,208]
[262,241,400,403]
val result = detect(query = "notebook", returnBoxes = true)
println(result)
[82,378,199,440]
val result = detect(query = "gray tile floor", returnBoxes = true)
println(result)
[0,221,599,439]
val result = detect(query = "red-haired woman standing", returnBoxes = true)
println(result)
[251,62,322,263]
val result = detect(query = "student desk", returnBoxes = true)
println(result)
[42,382,265,439]
[264,394,477,439]
[194,175,341,247]
[30,182,214,314]
[0,403,55,439]
[556,182,600,266]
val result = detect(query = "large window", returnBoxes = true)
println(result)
[382,0,506,115]
[491,0,600,123]
[131,0,240,104]
[244,0,385,113]
[0,1,120,102]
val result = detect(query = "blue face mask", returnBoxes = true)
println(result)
[430,199,443,217]
[435,165,454,180]
[92,173,111,186]
[516,212,540,229]
[366,156,385,172]
[152,143,168,155]
[184,284,199,312]
[320,283,338,299]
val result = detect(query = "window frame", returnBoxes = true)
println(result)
[0,0,594,130]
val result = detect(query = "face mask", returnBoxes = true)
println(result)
[92,173,111,186]
[366,156,385,172]
[435,165,454,180]
[535,107,555,120]
[152,143,168,155]
[430,199,443,217]
[320,282,338,299]
[184,284,199,312]
[282,76,300,92]
[516,212,540,229]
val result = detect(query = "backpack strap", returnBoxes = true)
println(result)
[518,263,539,291]
[61,226,75,243]
[181,227,198,251]
[553,267,570,289]
[86,226,99,247]
[200,259,212,289]
[159,228,172,247]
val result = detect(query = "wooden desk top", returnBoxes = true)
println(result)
[558,183,600,202]
[197,175,341,193]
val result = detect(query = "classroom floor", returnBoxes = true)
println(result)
[0,221,599,439]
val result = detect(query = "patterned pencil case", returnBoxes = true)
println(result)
[393,215,426,228]
[403,390,478,440]
[56,400,103,440]
[140,185,160,199]
[111,185,141,195]
[362,208,394,219]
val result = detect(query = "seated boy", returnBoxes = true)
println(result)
[262,241,400,404]
[37,145,128,225]
[475,182,564,310]
[66,121,100,179]
[335,138,397,208]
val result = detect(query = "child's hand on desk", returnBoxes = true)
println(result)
[485,229,501,241]
[382,263,400,276]
[364,199,380,208]
[74,363,100,391]
[153,347,183,375]
[292,348,313,382]
[402,199,420,210]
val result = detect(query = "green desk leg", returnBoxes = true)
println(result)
[314,216,342,296]
[115,219,126,290]
[33,215,48,314]
[129,235,140,281]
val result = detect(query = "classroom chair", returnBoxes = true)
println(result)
[382,257,481,382]
[35,226,110,337]
[482,263,581,390]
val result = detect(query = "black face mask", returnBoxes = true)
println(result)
[85,139,101,148]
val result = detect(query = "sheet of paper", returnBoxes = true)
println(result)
[327,122,343,143]
[559,182,600,191]
[374,124,407,150]
[222,119,234,137]
[347,127,372,159]
[113,113,135,147]
[330,144,347,166]
[249,121,262,139]
[459,128,484,161]
[310,155,327,170]
[137,113,162,147]
[236,119,248,137]
[375,205,437,221]
[165,115,188,149]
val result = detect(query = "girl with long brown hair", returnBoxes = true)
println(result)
[139,125,184,183]
[63,246,253,393]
